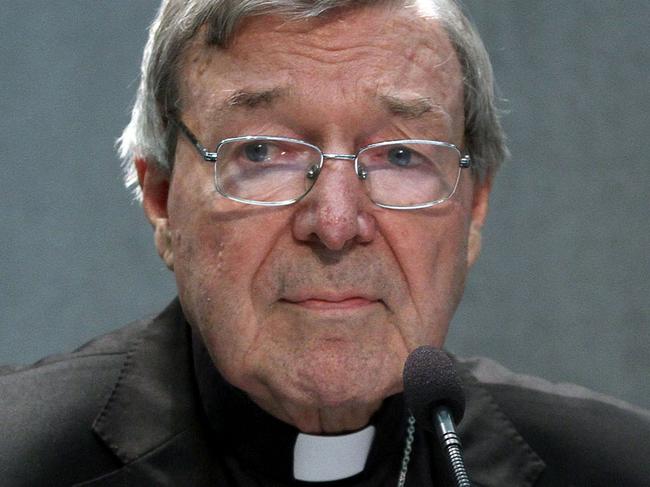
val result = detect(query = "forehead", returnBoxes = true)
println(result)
[178,6,464,136]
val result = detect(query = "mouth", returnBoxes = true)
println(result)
[280,292,383,312]
[284,297,378,310]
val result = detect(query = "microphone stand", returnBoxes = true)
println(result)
[433,407,471,487]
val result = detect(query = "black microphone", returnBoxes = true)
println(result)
[403,346,471,487]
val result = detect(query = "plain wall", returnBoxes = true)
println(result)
[1,1,648,408]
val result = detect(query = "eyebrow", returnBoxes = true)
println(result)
[218,89,447,124]
[379,94,438,120]
[222,88,285,109]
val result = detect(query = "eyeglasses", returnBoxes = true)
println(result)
[174,120,471,210]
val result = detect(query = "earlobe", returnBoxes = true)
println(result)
[467,221,482,268]
[153,218,174,270]
[135,157,174,270]
[467,177,492,268]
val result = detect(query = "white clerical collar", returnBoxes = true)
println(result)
[293,425,376,482]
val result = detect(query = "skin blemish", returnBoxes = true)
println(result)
[216,241,225,271]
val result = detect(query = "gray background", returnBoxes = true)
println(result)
[1,2,648,408]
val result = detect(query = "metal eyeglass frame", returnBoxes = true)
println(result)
[173,119,472,210]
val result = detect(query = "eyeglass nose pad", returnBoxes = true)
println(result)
[306,164,321,180]
[357,164,368,180]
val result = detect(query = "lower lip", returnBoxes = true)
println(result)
[285,298,378,311]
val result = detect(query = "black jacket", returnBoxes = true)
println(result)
[1,300,649,486]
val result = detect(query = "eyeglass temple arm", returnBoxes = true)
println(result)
[172,119,218,162]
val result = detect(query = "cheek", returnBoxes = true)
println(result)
[166,172,231,313]
[170,207,261,309]
[167,172,292,373]
[167,159,255,292]
[169,216,262,377]
[387,202,472,345]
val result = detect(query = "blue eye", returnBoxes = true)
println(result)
[244,143,269,162]
[388,146,412,167]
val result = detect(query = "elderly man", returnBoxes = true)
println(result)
[1,1,648,486]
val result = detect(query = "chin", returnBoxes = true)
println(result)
[287,350,401,409]
[296,379,381,409]
[238,349,403,433]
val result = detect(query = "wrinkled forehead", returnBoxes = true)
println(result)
[193,0,457,44]
[176,3,464,138]
[229,7,453,60]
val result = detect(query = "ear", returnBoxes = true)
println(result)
[136,157,174,270]
[467,176,492,268]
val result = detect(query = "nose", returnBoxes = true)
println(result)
[292,157,376,251]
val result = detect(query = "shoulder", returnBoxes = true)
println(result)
[0,314,153,485]
[457,355,650,486]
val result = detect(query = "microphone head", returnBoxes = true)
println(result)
[403,346,466,430]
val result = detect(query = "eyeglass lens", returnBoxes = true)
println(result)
[214,138,461,207]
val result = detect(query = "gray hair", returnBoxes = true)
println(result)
[118,0,507,198]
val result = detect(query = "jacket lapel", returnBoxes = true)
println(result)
[92,300,201,465]
[455,358,546,486]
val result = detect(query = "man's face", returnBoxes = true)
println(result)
[143,6,489,433]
